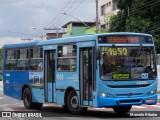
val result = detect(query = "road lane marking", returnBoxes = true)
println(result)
[2,108,14,111]
[43,104,48,107]
[149,105,160,108]
[0,97,5,100]
[132,106,146,108]
[0,103,22,107]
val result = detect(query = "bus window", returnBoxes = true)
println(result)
[30,47,42,71]
[57,45,76,71]
[5,49,16,70]
[17,48,29,70]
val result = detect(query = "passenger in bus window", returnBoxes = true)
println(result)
[124,57,137,67]
[102,53,115,75]
[58,51,62,57]
[58,66,61,71]
[38,62,42,70]
[72,51,76,56]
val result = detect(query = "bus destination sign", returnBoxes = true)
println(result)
[98,35,153,44]
[109,36,139,43]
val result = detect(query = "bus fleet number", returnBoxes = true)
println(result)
[108,48,127,56]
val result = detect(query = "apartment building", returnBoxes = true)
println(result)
[99,0,119,30]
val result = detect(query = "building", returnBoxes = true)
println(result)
[46,32,66,39]
[62,21,96,37]
[99,0,119,30]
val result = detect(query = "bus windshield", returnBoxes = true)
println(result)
[100,46,156,80]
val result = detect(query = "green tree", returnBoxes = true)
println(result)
[109,0,160,53]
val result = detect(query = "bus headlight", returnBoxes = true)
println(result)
[98,92,110,97]
[102,93,107,97]
[147,90,156,95]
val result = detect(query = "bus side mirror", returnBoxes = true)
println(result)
[96,48,101,59]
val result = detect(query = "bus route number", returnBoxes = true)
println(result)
[108,48,127,56]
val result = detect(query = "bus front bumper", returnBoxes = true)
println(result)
[97,94,157,107]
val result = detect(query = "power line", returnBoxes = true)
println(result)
[44,0,73,28]
[119,0,160,17]
[35,0,73,36]
[36,0,80,37]
[108,1,160,33]
[52,0,80,28]
[129,0,160,16]
[55,0,85,28]
[129,0,156,12]
[110,1,160,21]
[145,21,160,32]
[0,29,36,37]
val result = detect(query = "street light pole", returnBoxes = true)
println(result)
[32,27,45,35]
[96,0,99,33]
[61,12,91,28]
[32,27,45,40]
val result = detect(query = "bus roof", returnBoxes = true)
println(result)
[37,34,96,46]
[97,32,152,37]
[3,41,39,49]
[37,32,152,46]
[2,32,153,49]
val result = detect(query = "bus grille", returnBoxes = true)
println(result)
[119,99,142,104]
[108,84,150,88]
[115,93,143,98]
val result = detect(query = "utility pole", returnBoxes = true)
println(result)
[96,0,99,33]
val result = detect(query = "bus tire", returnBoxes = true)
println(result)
[62,105,69,112]
[67,91,87,114]
[113,105,132,114]
[33,103,43,110]
[23,87,34,109]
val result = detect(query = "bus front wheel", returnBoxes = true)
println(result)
[67,91,87,114]
[113,105,132,114]
[23,87,34,109]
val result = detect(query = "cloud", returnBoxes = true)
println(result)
[0,0,95,41]
[0,37,22,48]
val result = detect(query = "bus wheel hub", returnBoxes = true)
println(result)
[71,96,78,108]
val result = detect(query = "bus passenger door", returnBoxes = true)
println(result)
[79,42,96,107]
[44,50,55,103]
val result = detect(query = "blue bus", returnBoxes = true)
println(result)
[2,32,157,114]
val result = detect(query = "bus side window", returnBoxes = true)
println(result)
[17,48,29,71]
[29,47,42,71]
[57,44,76,71]
[5,49,17,70]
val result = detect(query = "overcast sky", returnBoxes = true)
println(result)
[0,0,96,47]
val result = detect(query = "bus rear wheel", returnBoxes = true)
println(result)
[23,87,43,110]
[113,105,132,114]
[67,91,87,114]
[23,87,34,109]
